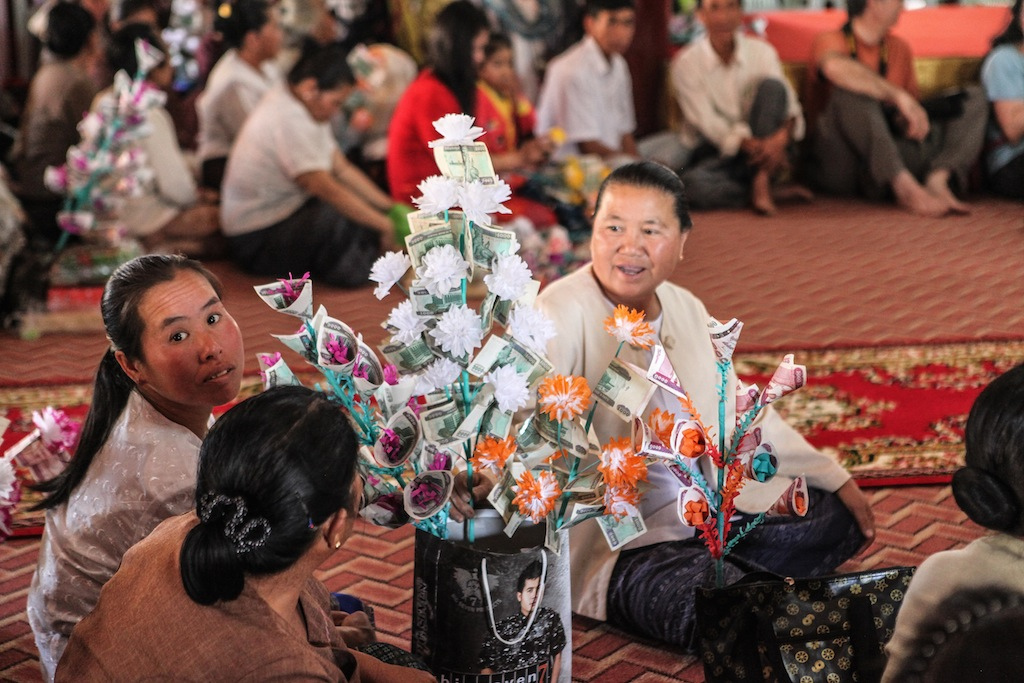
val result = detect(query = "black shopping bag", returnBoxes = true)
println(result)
[696,566,915,683]
[413,511,572,683]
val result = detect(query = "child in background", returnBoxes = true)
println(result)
[476,32,556,228]
[476,33,546,170]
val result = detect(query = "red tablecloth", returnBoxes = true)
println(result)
[759,6,1010,63]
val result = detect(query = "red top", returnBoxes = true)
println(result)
[387,69,463,203]
[476,82,537,156]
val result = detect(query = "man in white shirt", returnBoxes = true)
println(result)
[671,0,807,214]
[197,0,283,189]
[536,0,638,163]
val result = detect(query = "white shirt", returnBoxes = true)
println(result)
[220,84,337,236]
[197,49,280,162]
[536,36,636,160]
[113,103,197,237]
[670,32,804,157]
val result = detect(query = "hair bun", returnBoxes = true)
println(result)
[952,466,1022,532]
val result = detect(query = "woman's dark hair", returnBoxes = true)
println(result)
[287,40,355,90]
[594,161,694,232]
[214,0,271,49]
[106,22,163,77]
[33,255,223,510]
[427,0,490,116]
[886,587,1024,682]
[484,31,512,61]
[991,0,1023,49]
[180,386,359,605]
[45,2,97,58]
[951,363,1024,534]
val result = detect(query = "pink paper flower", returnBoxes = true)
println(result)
[379,429,401,462]
[326,334,349,365]
[32,407,80,453]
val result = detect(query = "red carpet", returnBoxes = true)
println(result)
[738,340,1024,486]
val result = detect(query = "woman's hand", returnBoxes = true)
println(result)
[836,478,876,554]
[448,470,496,522]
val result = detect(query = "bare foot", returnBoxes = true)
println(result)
[892,171,949,217]
[925,169,971,214]
[751,170,776,215]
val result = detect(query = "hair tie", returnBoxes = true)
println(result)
[199,493,271,553]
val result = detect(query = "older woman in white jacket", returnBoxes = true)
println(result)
[455,161,874,651]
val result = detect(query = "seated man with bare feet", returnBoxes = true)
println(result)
[671,0,811,215]
[806,0,986,217]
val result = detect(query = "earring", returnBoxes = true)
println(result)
[334,540,341,549]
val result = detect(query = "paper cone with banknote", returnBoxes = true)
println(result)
[766,476,809,518]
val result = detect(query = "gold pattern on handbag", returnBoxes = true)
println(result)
[696,567,915,683]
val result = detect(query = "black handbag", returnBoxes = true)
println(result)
[696,566,915,683]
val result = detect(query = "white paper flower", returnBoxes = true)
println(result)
[415,357,462,394]
[457,179,512,226]
[77,111,104,142]
[428,113,485,148]
[484,253,531,301]
[134,38,165,76]
[369,251,411,300]
[429,304,484,358]
[419,244,469,296]
[507,306,556,355]
[386,300,428,344]
[413,175,460,215]
[484,364,530,413]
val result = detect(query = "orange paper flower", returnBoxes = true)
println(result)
[676,426,706,458]
[647,408,674,446]
[538,375,591,422]
[512,470,562,523]
[598,437,647,488]
[683,498,710,526]
[604,305,655,349]
[603,485,641,518]
[471,435,516,476]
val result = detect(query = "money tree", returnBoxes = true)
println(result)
[255,114,628,548]
[44,39,166,252]
[255,114,809,572]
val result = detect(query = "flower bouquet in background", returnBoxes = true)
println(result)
[0,407,82,538]
[19,38,163,338]
[44,38,164,255]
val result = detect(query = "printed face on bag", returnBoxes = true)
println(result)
[518,577,542,616]
[590,182,688,319]
[117,270,244,419]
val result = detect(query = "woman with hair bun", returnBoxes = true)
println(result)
[882,363,1024,681]
[27,254,245,681]
[57,386,434,682]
